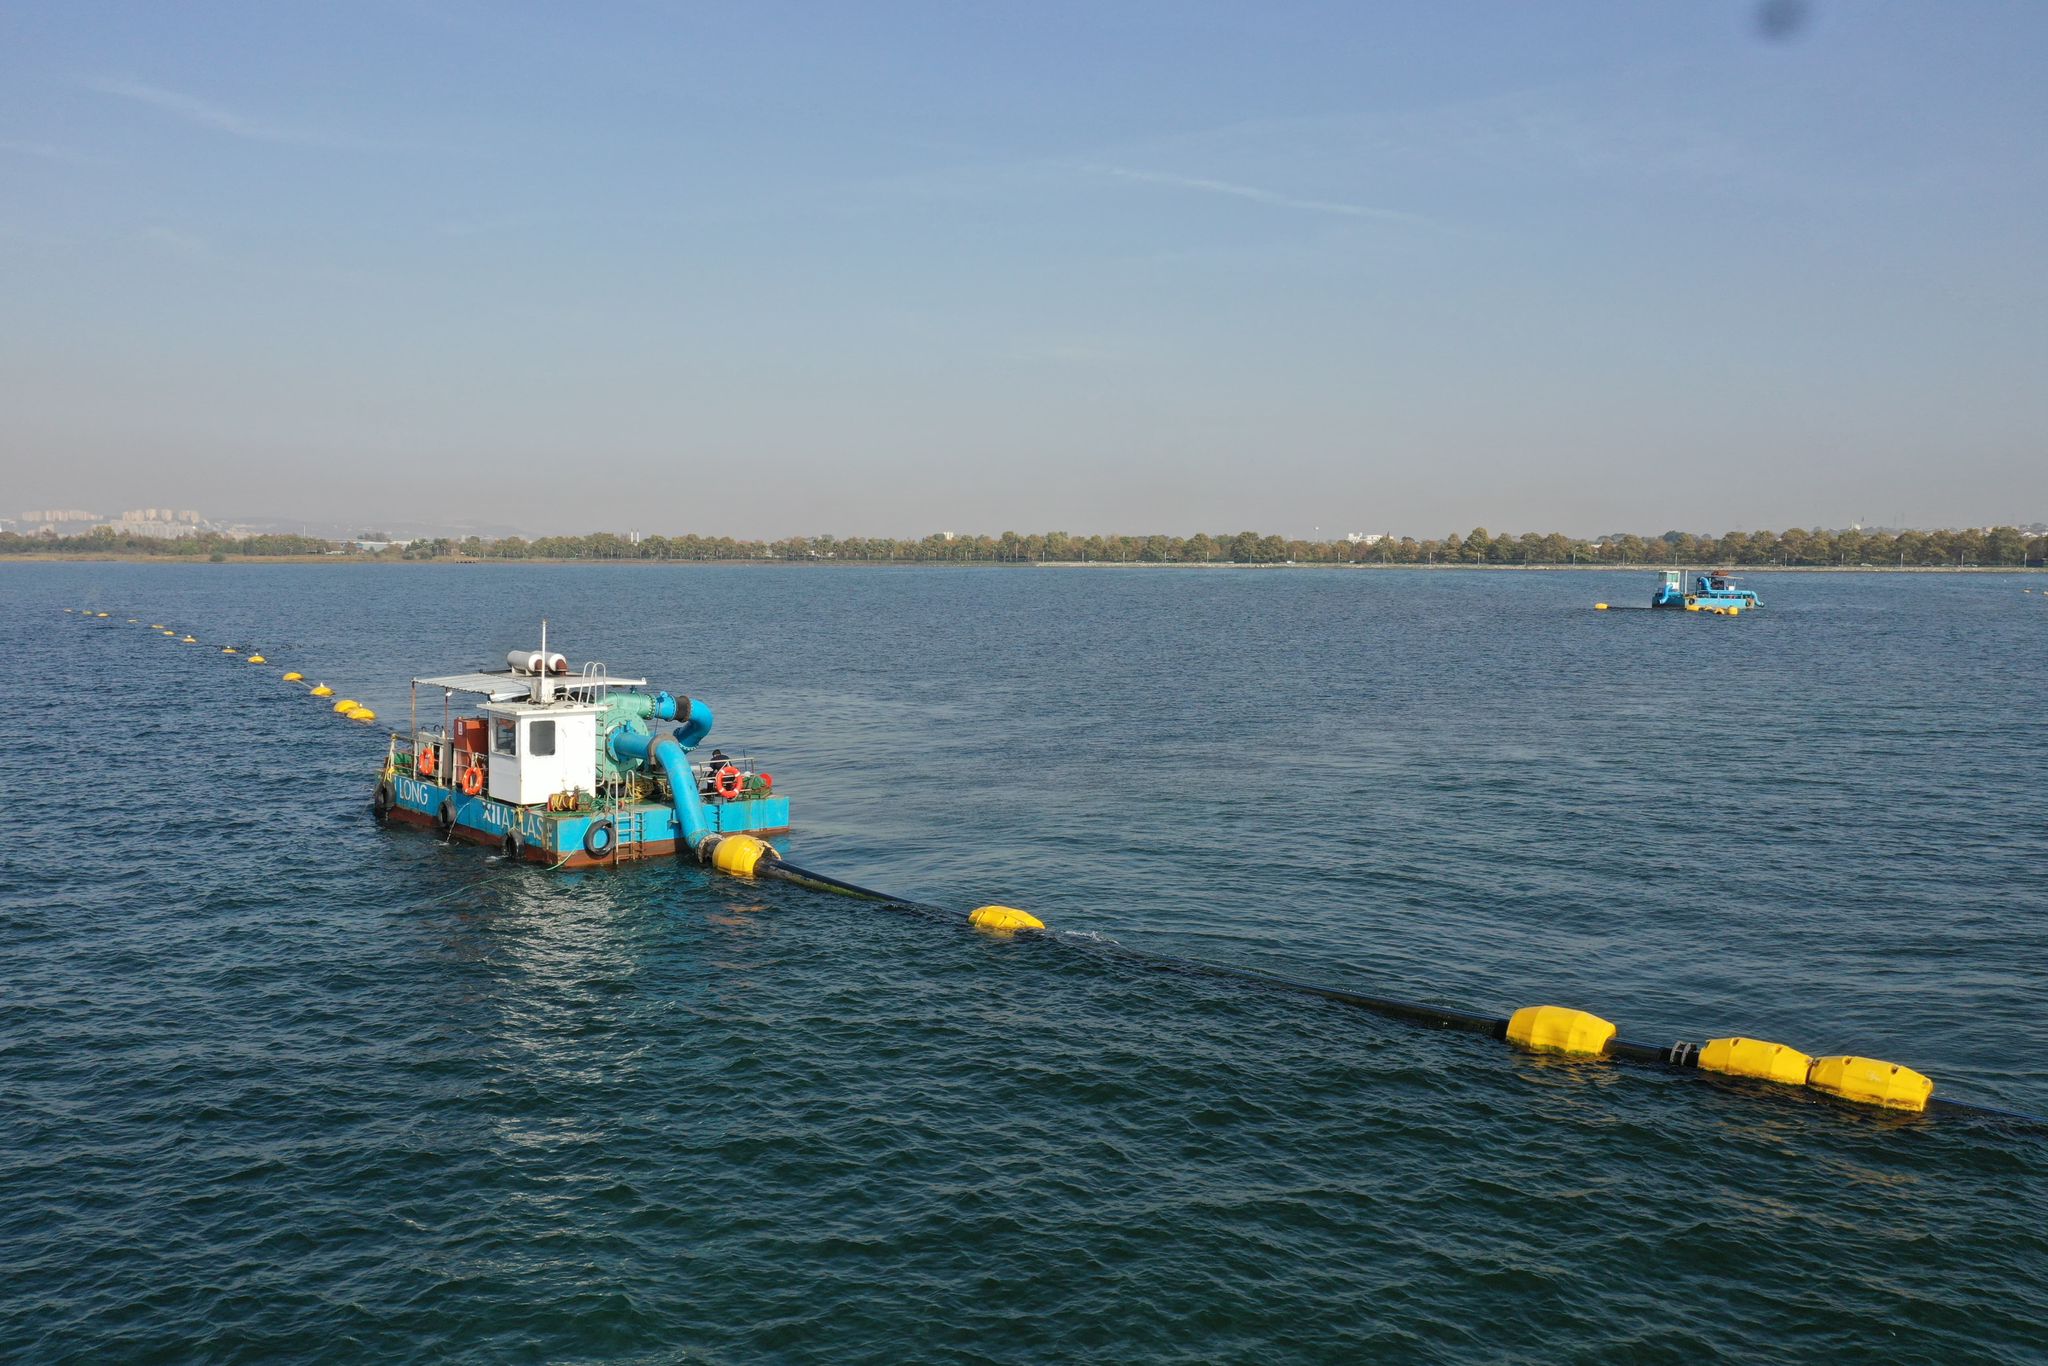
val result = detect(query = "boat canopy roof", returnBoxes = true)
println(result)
[414,669,650,699]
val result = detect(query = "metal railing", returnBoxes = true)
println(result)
[690,752,777,802]
[389,729,779,808]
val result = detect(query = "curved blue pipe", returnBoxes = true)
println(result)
[648,692,714,748]
[673,697,713,750]
[608,727,713,850]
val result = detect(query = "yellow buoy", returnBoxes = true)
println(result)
[345,706,377,723]
[1594,602,1609,610]
[1506,1005,1615,1057]
[150,623,163,629]
[710,834,772,876]
[1699,1037,1811,1086]
[968,905,1045,934]
[283,671,304,682]
[309,684,334,697]
[1806,1055,1933,1112]
[247,654,266,663]
[96,612,110,618]
[332,698,359,713]
[222,646,237,654]
[182,635,198,643]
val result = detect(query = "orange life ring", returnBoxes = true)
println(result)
[714,767,743,800]
[417,744,436,778]
[461,764,484,795]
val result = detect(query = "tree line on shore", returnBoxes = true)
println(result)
[7,524,2045,567]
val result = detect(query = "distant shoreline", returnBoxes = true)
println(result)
[5,554,2042,573]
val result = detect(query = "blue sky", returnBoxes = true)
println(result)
[3,1,2043,538]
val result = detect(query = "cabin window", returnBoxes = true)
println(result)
[495,719,516,755]
[528,720,556,757]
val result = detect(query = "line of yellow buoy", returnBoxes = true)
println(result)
[1592,601,1741,615]
[71,608,378,723]
[741,849,1976,1122]
[1502,1006,1935,1112]
[741,860,1975,1120]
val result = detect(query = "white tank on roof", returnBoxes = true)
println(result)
[508,649,569,675]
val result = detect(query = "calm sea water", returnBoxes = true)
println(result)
[4,564,2045,1363]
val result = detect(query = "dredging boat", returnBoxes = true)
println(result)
[1650,569,1760,614]
[372,629,788,867]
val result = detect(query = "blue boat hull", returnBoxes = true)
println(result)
[378,773,791,866]
[1651,588,1761,611]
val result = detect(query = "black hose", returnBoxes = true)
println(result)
[760,854,1510,1033]
[747,853,2048,1132]
[1126,953,1509,1038]
[758,857,921,907]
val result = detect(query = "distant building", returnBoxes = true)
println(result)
[18,505,216,538]
[22,509,104,524]
[1345,532,1387,546]
[111,517,200,539]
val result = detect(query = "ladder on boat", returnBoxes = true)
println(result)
[614,807,645,864]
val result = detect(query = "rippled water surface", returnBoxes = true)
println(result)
[4,564,2045,1363]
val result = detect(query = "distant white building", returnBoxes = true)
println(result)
[18,505,216,538]
[22,509,104,525]
[1345,532,1387,546]
[111,517,201,539]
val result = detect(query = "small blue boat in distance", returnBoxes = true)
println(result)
[1651,569,1760,614]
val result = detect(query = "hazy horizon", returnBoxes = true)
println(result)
[4,2,2044,538]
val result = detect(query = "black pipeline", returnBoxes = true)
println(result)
[713,842,2045,1132]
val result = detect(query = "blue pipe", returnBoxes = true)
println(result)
[607,727,713,851]
[650,692,715,749]
[674,697,713,750]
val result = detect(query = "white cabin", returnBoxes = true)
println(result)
[477,699,601,806]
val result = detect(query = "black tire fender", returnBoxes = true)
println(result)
[583,818,616,858]
[436,798,456,836]
[373,780,393,820]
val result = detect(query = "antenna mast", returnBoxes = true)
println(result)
[535,618,550,703]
